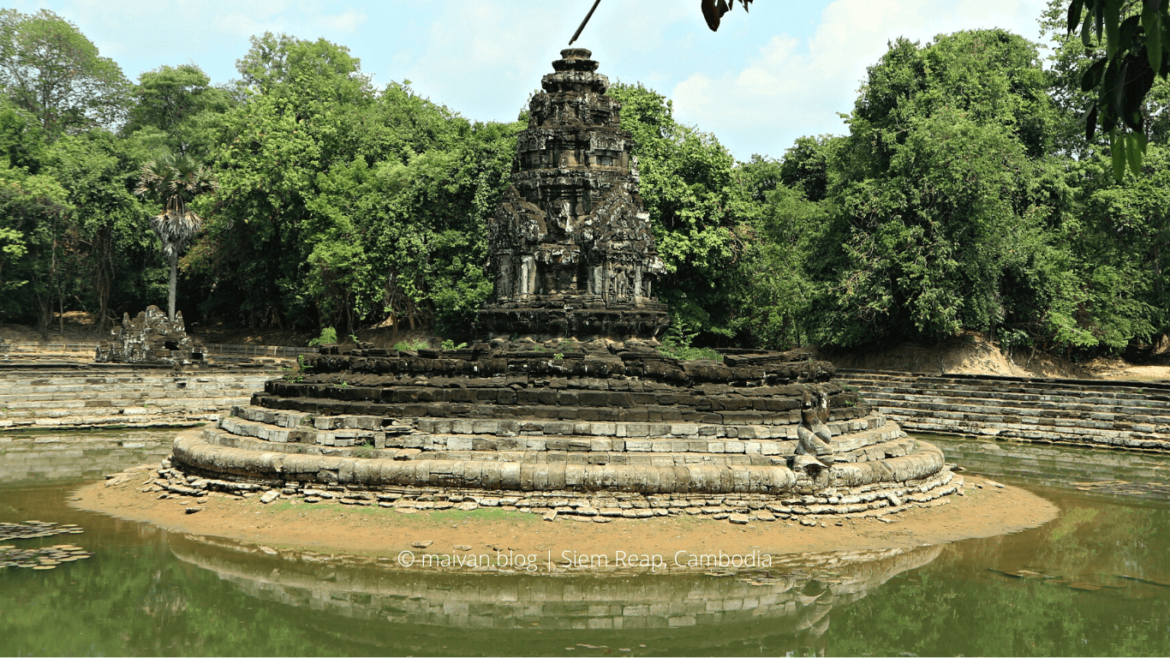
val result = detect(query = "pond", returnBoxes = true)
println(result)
[1,430,1169,656]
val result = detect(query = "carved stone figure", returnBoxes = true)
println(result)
[796,390,834,464]
[476,48,669,339]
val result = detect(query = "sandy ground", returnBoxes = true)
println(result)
[820,333,1093,378]
[72,469,1058,571]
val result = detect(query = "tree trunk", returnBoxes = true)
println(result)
[168,256,178,323]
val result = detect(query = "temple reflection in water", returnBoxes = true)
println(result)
[170,536,940,655]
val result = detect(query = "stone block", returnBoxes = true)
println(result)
[448,436,473,451]
[580,391,607,407]
[472,420,499,434]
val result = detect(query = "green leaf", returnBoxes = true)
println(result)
[1085,104,1099,141]
[1144,2,1163,70]
[1105,0,1121,59]
[1081,57,1108,92]
[1133,131,1149,155]
[1125,132,1144,175]
[1083,8,1095,47]
[1068,0,1084,33]
[1111,129,1127,181]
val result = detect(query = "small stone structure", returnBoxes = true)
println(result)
[165,50,960,520]
[95,305,205,366]
[476,48,669,340]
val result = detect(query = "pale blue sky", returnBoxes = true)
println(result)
[9,0,1050,159]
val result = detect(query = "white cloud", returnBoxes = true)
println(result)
[671,0,1050,159]
[60,0,369,74]
[397,0,695,121]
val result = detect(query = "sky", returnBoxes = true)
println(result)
[8,0,1053,160]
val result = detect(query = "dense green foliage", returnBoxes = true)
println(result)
[1,6,1169,357]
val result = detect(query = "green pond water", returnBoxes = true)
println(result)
[2,430,1170,656]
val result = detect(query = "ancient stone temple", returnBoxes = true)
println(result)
[476,48,669,339]
[95,305,205,366]
[164,51,961,521]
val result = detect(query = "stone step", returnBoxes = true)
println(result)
[0,413,216,429]
[875,404,1168,434]
[218,415,385,448]
[253,394,871,427]
[228,405,404,432]
[861,393,1170,427]
[227,403,890,440]
[199,427,926,473]
[211,406,900,457]
[0,391,259,407]
[0,397,250,416]
[855,385,1170,412]
[180,427,946,496]
[881,412,1170,450]
[0,371,273,382]
[845,374,1170,397]
[834,436,917,464]
[843,375,1170,402]
[410,414,886,441]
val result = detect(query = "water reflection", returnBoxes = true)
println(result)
[170,534,940,654]
[3,433,1170,656]
[0,429,171,483]
[923,433,1170,500]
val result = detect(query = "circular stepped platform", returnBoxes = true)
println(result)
[839,369,1170,451]
[167,346,959,521]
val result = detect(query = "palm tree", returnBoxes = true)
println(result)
[134,153,217,323]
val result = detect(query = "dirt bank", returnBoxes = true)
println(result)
[818,331,1170,381]
[73,467,1057,572]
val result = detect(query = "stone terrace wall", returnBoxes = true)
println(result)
[839,369,1170,452]
[0,364,279,430]
[0,341,309,365]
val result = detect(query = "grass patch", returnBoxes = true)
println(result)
[264,499,543,525]
[393,339,430,352]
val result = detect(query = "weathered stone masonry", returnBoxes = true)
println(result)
[839,370,1170,453]
[476,48,668,340]
[164,49,960,520]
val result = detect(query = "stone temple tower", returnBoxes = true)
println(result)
[476,48,670,339]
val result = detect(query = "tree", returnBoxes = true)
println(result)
[0,9,128,136]
[195,33,517,337]
[134,153,217,322]
[807,30,1065,347]
[48,130,153,331]
[609,82,753,341]
[123,64,232,159]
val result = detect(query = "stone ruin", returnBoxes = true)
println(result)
[95,305,205,366]
[476,48,669,340]
[163,50,961,521]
